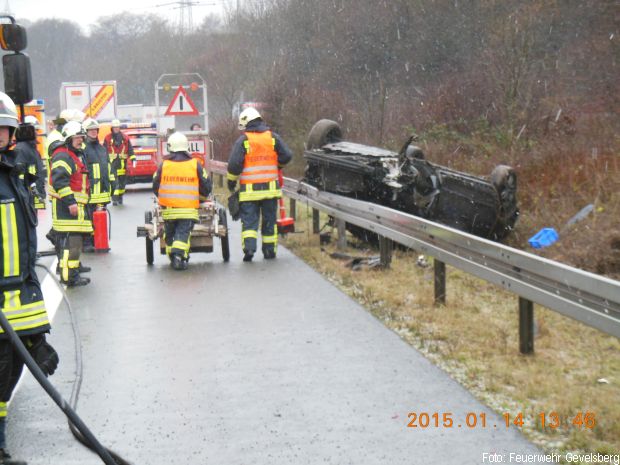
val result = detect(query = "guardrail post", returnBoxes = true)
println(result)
[289,198,296,220]
[519,297,534,354]
[379,236,392,268]
[434,259,446,305]
[312,209,320,234]
[336,218,347,250]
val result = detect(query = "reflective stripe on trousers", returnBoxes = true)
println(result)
[164,219,194,259]
[239,198,278,255]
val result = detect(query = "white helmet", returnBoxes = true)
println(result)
[238,107,261,130]
[68,109,85,122]
[0,92,19,132]
[61,120,86,143]
[111,119,121,128]
[24,115,40,129]
[167,132,189,152]
[24,115,39,126]
[83,118,99,131]
[59,109,73,123]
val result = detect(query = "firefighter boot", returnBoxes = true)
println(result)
[61,267,90,287]
[78,264,91,273]
[0,448,27,465]
[171,254,186,271]
[65,276,90,287]
[263,248,276,260]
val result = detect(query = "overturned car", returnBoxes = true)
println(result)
[303,120,519,241]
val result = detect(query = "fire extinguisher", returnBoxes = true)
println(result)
[276,169,295,234]
[92,206,111,252]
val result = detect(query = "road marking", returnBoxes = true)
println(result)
[41,258,63,321]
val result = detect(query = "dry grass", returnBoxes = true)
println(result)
[282,204,620,460]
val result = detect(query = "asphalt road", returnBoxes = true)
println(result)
[6,187,544,464]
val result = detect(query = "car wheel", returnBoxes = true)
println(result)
[306,119,342,150]
[490,165,519,239]
[490,165,516,192]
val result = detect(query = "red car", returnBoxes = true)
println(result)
[122,123,161,184]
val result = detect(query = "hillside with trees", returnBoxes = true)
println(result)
[17,0,620,278]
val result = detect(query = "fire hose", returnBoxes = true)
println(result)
[0,261,132,465]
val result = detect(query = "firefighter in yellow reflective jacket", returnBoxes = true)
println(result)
[14,115,47,211]
[0,91,58,465]
[104,119,134,205]
[82,118,111,252]
[45,111,69,157]
[227,108,292,262]
[43,116,68,254]
[153,132,211,270]
[50,121,93,286]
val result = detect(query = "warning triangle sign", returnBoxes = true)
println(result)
[165,86,199,116]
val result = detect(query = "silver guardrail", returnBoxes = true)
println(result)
[207,160,620,339]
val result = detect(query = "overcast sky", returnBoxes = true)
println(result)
[4,0,229,32]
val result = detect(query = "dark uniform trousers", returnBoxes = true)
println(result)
[164,219,195,259]
[240,198,278,255]
[0,339,24,445]
[110,157,127,201]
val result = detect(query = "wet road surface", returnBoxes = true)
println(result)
[7,188,543,464]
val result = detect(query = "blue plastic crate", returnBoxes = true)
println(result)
[528,228,559,248]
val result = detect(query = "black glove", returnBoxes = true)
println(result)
[228,191,240,221]
[227,179,237,192]
[26,334,59,377]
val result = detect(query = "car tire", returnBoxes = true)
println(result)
[490,165,519,239]
[490,165,516,192]
[306,119,342,150]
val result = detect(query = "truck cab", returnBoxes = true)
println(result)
[122,123,160,184]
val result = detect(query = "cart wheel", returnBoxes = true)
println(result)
[146,237,154,265]
[145,210,154,264]
[218,208,230,262]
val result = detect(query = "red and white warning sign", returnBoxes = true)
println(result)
[160,137,208,164]
[165,86,199,116]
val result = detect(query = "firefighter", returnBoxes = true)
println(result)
[227,108,292,262]
[50,121,92,286]
[43,115,69,253]
[0,91,58,465]
[153,132,211,270]
[82,118,111,252]
[104,119,134,206]
[14,115,46,210]
[45,111,69,156]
